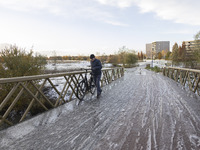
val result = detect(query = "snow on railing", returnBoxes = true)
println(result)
[163,67,200,96]
[0,67,124,129]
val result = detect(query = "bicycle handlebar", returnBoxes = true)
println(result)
[80,68,94,76]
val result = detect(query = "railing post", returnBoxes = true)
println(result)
[163,67,165,76]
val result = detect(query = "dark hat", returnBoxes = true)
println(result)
[90,54,95,59]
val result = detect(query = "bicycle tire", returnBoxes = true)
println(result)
[90,77,96,95]
[76,80,87,100]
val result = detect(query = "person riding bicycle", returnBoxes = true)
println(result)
[90,54,102,98]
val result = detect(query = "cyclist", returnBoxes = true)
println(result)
[90,54,102,98]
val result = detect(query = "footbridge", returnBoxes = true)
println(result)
[0,64,200,150]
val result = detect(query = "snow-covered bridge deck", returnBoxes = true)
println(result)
[0,65,200,150]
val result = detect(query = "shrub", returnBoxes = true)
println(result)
[0,45,47,78]
[124,52,138,68]
[0,45,48,119]
[146,64,150,69]
[145,65,161,73]
[152,66,161,72]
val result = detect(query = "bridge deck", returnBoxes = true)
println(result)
[0,66,200,150]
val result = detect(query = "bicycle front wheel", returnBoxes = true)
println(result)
[76,80,87,100]
[90,78,96,95]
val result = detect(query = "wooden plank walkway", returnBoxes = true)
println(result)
[0,66,200,150]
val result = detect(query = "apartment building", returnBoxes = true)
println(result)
[146,41,170,58]
[182,40,200,58]
[152,41,170,53]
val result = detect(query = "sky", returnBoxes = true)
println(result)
[0,0,199,56]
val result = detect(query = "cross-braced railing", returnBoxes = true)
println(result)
[163,67,200,95]
[0,67,124,129]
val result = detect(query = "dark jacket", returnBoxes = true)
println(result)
[91,59,102,76]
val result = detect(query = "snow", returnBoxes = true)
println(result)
[144,59,170,68]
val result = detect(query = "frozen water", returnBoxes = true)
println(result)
[45,61,91,71]
[45,61,113,72]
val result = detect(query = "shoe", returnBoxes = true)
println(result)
[97,93,101,99]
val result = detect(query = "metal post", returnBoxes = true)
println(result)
[152,52,153,68]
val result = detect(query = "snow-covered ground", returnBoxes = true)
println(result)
[144,59,171,68]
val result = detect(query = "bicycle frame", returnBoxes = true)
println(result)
[76,69,96,100]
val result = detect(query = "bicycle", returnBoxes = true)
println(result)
[76,69,96,100]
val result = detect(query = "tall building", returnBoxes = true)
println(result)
[152,41,170,53]
[146,41,170,59]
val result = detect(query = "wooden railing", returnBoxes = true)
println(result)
[0,67,124,129]
[163,67,200,95]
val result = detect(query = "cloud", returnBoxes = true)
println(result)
[0,0,128,26]
[2,0,199,26]
[0,0,74,16]
[161,29,194,34]
[134,0,200,25]
[96,0,200,26]
[96,0,134,8]
[105,20,129,26]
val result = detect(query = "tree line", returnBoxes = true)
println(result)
[49,46,139,68]
[156,50,171,60]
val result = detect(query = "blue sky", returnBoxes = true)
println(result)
[0,0,199,56]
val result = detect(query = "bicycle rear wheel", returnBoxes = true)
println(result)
[90,77,96,95]
[76,80,87,100]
